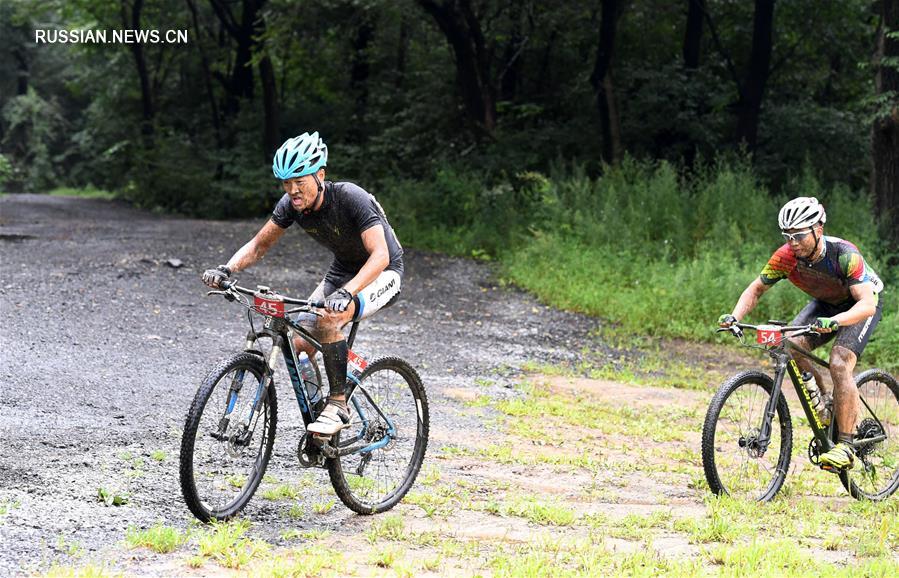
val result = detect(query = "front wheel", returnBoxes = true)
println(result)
[840,369,899,501]
[179,352,277,522]
[701,370,793,501]
[327,357,429,514]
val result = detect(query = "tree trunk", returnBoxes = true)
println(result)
[349,12,374,142]
[186,0,223,148]
[734,0,775,151]
[590,0,622,164]
[122,0,154,138]
[394,14,409,89]
[209,0,265,118]
[872,0,899,245]
[500,2,524,102]
[417,0,497,133]
[683,0,704,69]
[259,53,279,160]
[13,46,28,95]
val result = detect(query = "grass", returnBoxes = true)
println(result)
[195,519,269,569]
[48,187,116,200]
[365,514,405,543]
[42,563,122,577]
[386,159,897,372]
[96,487,128,507]
[0,497,20,518]
[488,496,577,526]
[312,499,335,514]
[125,523,186,553]
[260,484,300,501]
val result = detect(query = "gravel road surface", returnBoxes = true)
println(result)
[0,194,605,575]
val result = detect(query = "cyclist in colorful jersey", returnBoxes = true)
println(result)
[202,132,403,436]
[718,197,884,470]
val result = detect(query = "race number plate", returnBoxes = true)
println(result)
[756,325,783,346]
[253,295,285,317]
[348,349,368,376]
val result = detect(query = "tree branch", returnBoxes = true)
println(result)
[701,3,743,99]
[209,0,240,39]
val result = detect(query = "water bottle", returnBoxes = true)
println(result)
[297,352,321,405]
[801,372,831,425]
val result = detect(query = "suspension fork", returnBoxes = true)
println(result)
[757,357,788,450]
[235,334,282,427]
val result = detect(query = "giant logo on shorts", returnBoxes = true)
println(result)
[369,277,396,302]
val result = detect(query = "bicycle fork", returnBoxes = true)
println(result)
[215,336,282,446]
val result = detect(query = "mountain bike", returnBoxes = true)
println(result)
[179,280,429,522]
[701,321,899,502]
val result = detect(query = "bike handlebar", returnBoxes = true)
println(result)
[716,321,817,342]
[213,280,325,309]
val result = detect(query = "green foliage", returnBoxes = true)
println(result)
[48,187,115,200]
[125,523,186,553]
[1,88,66,192]
[495,160,896,370]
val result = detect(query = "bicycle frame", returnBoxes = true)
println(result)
[218,284,396,458]
[745,328,889,458]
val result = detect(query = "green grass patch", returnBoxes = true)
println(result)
[48,187,116,200]
[125,523,186,553]
[260,484,299,501]
[365,514,406,543]
[195,519,269,569]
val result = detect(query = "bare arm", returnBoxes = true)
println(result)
[831,283,877,326]
[225,220,286,274]
[342,225,390,296]
[731,277,771,321]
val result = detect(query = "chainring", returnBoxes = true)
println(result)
[297,432,325,468]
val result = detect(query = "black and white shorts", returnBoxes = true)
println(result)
[790,294,884,358]
[311,269,402,321]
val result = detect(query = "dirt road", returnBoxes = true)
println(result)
[0,194,604,575]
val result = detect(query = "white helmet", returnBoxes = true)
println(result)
[778,197,826,230]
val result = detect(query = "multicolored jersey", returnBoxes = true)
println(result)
[760,236,884,306]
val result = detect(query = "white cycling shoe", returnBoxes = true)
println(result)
[307,400,350,436]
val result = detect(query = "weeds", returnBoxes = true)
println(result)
[125,523,185,553]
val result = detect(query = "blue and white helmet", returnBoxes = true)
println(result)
[778,197,826,230]
[272,132,328,180]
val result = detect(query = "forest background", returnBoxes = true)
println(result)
[1,0,897,368]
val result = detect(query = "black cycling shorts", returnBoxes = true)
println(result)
[790,294,884,359]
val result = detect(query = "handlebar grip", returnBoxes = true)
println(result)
[219,279,234,290]
[310,300,325,308]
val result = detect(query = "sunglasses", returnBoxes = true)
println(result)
[781,229,813,242]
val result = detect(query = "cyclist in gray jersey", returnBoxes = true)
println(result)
[203,132,404,436]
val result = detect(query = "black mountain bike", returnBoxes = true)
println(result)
[179,281,429,522]
[702,321,899,502]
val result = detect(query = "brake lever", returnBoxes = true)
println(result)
[715,326,743,339]
[206,289,236,302]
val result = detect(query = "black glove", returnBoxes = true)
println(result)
[324,288,353,312]
[202,265,231,288]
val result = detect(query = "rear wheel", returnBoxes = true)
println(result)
[327,357,429,514]
[841,369,899,501]
[701,371,793,501]
[179,353,276,522]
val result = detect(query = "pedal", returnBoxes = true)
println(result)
[311,433,338,458]
[818,463,848,474]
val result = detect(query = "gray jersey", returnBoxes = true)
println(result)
[271,181,404,276]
